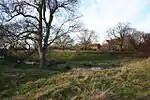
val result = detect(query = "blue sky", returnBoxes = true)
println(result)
[79,0,150,43]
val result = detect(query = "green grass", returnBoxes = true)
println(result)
[0,57,150,100]
[46,50,142,69]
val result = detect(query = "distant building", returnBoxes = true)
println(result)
[102,39,120,51]
[101,40,110,51]
[88,44,101,51]
[80,43,101,51]
[102,37,132,52]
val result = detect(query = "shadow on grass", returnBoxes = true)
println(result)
[0,63,70,99]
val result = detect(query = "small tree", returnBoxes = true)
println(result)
[140,34,150,52]
[54,34,74,50]
[128,29,144,51]
[78,29,97,50]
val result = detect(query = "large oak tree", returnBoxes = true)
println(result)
[0,0,81,68]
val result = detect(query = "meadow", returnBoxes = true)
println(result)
[0,50,150,100]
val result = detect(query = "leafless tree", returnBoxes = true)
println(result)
[78,29,97,50]
[0,0,81,68]
[0,22,24,49]
[0,21,36,65]
[107,22,131,51]
[54,34,74,50]
[139,33,150,52]
[0,24,9,49]
[129,29,144,51]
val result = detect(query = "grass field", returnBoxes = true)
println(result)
[0,51,150,100]
[46,50,141,68]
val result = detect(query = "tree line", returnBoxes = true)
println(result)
[107,22,150,53]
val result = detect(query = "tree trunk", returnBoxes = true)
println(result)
[39,47,47,68]
[63,46,65,51]
[37,2,44,68]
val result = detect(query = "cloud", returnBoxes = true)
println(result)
[80,0,150,43]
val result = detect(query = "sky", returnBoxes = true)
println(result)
[79,0,150,43]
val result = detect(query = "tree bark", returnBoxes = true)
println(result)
[39,47,47,68]
[38,1,44,68]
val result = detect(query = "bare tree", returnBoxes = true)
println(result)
[0,24,9,49]
[0,22,24,49]
[78,29,97,50]
[107,22,131,51]
[0,0,81,68]
[139,33,150,52]
[54,34,74,50]
[129,29,144,51]
[0,21,36,64]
